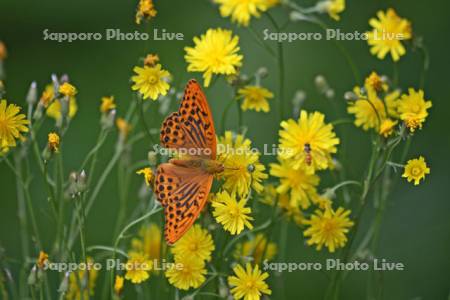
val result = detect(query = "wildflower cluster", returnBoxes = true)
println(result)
[0,1,434,300]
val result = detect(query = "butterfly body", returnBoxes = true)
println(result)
[155,79,219,245]
[169,158,224,175]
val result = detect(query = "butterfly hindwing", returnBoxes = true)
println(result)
[160,79,216,159]
[155,163,213,244]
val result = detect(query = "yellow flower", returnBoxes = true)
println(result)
[234,234,277,264]
[321,0,345,21]
[37,251,49,269]
[40,85,55,107]
[397,89,432,132]
[238,85,273,112]
[125,252,151,284]
[270,158,319,209]
[217,131,268,196]
[385,89,401,118]
[0,99,29,152]
[172,225,215,262]
[312,194,333,210]
[0,41,7,60]
[116,117,132,139]
[278,110,339,173]
[66,258,98,300]
[378,119,397,138]
[46,97,78,121]
[214,0,279,26]
[135,0,157,24]
[212,190,253,235]
[367,8,412,61]
[130,223,162,263]
[365,71,385,92]
[100,96,116,113]
[303,207,354,253]
[114,275,124,295]
[402,156,430,185]
[136,167,154,186]
[47,132,60,152]
[228,263,271,300]
[131,64,170,100]
[185,28,243,87]
[144,53,159,66]
[58,82,77,97]
[165,254,206,290]
[347,84,399,131]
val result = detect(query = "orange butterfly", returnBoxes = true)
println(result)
[155,79,224,245]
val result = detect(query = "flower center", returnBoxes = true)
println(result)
[323,219,336,234]
[229,206,241,218]
[188,243,198,252]
[245,279,256,290]
[412,104,421,113]
[147,74,158,85]
[411,167,421,176]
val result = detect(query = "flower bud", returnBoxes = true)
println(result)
[51,74,60,93]
[292,90,306,118]
[76,170,88,193]
[58,272,70,293]
[27,266,37,286]
[322,188,336,200]
[325,89,335,99]
[147,151,158,166]
[315,75,330,94]
[60,74,69,84]
[26,81,38,106]
[290,11,308,22]
[344,91,358,101]
[101,109,116,130]
[256,67,269,78]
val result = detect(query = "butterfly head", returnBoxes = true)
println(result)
[204,159,224,174]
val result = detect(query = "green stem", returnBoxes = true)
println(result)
[8,156,42,250]
[418,45,430,89]
[236,95,243,131]
[220,96,235,134]
[328,180,361,194]
[266,13,285,121]
[87,246,128,258]
[75,196,87,263]
[43,161,58,222]
[137,97,156,144]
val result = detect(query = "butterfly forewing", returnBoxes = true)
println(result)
[160,79,216,159]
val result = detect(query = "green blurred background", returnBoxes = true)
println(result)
[1,0,449,299]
